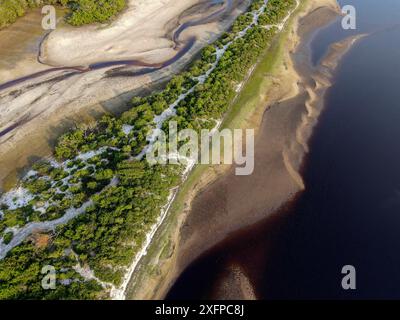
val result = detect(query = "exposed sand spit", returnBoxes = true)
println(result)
[41,0,226,67]
[123,0,369,300]
[124,0,336,300]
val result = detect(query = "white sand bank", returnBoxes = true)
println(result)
[42,0,215,67]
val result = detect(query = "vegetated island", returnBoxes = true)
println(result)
[0,0,297,299]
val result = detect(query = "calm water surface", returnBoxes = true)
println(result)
[168,0,400,299]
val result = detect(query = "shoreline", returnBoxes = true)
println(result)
[0,0,366,300]
[127,0,368,300]
[124,0,342,300]
[168,6,368,298]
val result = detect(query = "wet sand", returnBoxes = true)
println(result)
[167,1,367,298]
[0,0,249,192]
[0,8,69,84]
[0,9,48,83]
[168,0,347,299]
[123,0,342,300]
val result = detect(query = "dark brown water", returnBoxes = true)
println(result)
[167,0,400,299]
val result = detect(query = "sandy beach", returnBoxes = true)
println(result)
[0,0,365,300]
[41,0,217,67]
[122,0,368,300]
[0,0,249,191]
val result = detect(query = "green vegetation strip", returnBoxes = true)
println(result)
[0,0,126,29]
[127,0,304,299]
[0,0,296,299]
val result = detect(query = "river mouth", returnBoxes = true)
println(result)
[167,0,400,300]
